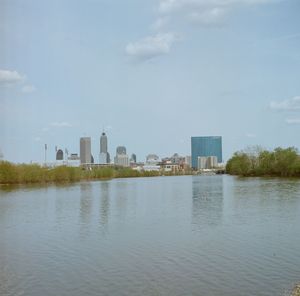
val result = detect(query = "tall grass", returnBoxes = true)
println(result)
[0,161,82,184]
[0,161,164,185]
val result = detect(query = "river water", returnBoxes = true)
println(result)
[1,175,300,296]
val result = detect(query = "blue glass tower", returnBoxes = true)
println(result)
[191,136,222,169]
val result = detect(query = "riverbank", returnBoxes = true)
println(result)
[291,284,300,296]
[226,147,300,177]
[0,161,192,185]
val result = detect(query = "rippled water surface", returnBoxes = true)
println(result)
[1,175,300,296]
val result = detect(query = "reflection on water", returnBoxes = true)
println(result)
[79,182,93,225]
[99,181,110,227]
[1,176,300,296]
[115,181,129,221]
[232,178,300,224]
[192,175,223,228]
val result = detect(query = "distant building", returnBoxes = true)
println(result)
[191,136,222,169]
[197,156,218,170]
[56,149,64,161]
[114,154,129,167]
[80,137,91,165]
[114,146,129,166]
[207,156,218,169]
[99,132,109,164]
[130,153,137,163]
[143,154,160,171]
[99,152,108,164]
[198,157,207,169]
[146,154,159,164]
[160,161,180,173]
[68,153,80,160]
[143,164,160,171]
[185,155,191,167]
[116,146,126,155]
[100,132,107,154]
[67,153,80,167]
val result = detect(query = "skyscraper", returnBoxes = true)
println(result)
[100,132,107,153]
[114,146,129,166]
[80,137,91,165]
[99,132,109,164]
[191,136,222,169]
[116,146,126,155]
[130,153,137,163]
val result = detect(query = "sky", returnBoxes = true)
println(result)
[1,0,300,163]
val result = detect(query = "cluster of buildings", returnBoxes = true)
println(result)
[52,133,223,172]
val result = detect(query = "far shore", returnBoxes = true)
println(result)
[0,161,195,186]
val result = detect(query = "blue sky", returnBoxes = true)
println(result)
[1,0,300,163]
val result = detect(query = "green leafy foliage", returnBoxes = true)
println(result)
[226,147,300,177]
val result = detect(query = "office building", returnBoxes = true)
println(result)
[185,155,191,167]
[99,153,107,164]
[114,154,129,167]
[114,146,129,167]
[146,154,159,164]
[116,146,126,155]
[207,156,218,169]
[99,132,109,164]
[67,153,80,167]
[56,149,64,161]
[80,137,91,165]
[197,156,218,170]
[198,157,207,169]
[191,136,222,169]
[100,132,107,153]
[130,153,137,163]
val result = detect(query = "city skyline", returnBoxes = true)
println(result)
[1,0,300,163]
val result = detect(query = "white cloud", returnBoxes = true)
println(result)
[0,69,24,86]
[126,33,178,60]
[187,7,227,25]
[270,96,300,111]
[159,0,277,14]
[125,0,277,61]
[151,17,170,30]
[50,122,73,128]
[21,85,36,94]
[246,133,257,138]
[286,118,300,124]
[158,0,277,26]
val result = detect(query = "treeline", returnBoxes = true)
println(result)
[0,162,166,185]
[226,147,300,177]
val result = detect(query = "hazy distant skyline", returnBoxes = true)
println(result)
[1,0,300,163]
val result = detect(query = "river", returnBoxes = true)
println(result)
[1,175,300,296]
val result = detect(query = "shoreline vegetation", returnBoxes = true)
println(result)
[226,146,300,178]
[0,161,192,185]
[2,146,300,185]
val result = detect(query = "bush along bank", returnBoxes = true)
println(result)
[226,147,300,177]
